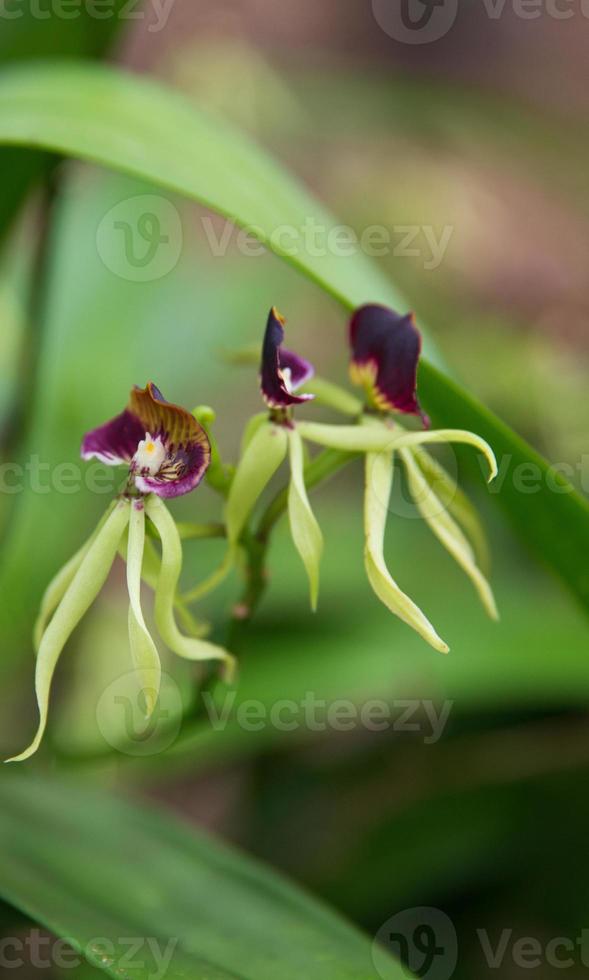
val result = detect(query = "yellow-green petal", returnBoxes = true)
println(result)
[33,501,117,651]
[387,428,498,482]
[120,531,210,638]
[400,448,499,620]
[296,420,395,453]
[226,420,288,545]
[145,537,209,636]
[364,450,449,654]
[296,420,497,483]
[287,427,323,611]
[126,502,161,717]
[7,499,131,763]
[145,496,236,682]
[412,446,491,573]
[240,412,269,454]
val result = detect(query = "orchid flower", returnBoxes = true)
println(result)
[294,303,499,652]
[226,307,323,610]
[8,383,234,763]
[226,304,498,649]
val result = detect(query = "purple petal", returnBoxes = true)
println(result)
[134,441,210,498]
[279,347,315,390]
[260,307,315,408]
[82,383,211,498]
[349,304,428,426]
[130,383,211,498]
[81,409,145,465]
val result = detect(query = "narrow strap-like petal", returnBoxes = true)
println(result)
[143,537,208,635]
[385,429,498,481]
[7,500,131,763]
[297,421,497,482]
[412,446,491,573]
[120,533,209,639]
[145,496,235,681]
[287,427,323,611]
[364,451,449,653]
[240,412,270,455]
[33,501,117,651]
[126,502,162,717]
[400,449,499,620]
[226,421,288,546]
[297,421,394,452]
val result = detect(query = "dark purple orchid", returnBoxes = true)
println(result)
[260,307,315,409]
[349,303,429,426]
[81,382,211,498]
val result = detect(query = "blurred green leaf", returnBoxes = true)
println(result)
[0,61,586,613]
[0,6,128,239]
[0,62,407,318]
[0,774,406,980]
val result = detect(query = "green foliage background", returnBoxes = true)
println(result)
[0,8,587,979]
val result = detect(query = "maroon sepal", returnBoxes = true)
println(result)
[349,303,429,426]
[260,307,314,409]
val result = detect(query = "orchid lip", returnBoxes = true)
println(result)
[132,432,168,477]
[260,306,315,409]
[349,303,429,426]
[81,382,211,498]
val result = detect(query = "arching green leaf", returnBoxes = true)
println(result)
[0,62,586,608]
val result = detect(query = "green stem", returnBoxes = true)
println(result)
[233,530,268,620]
[257,447,356,538]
